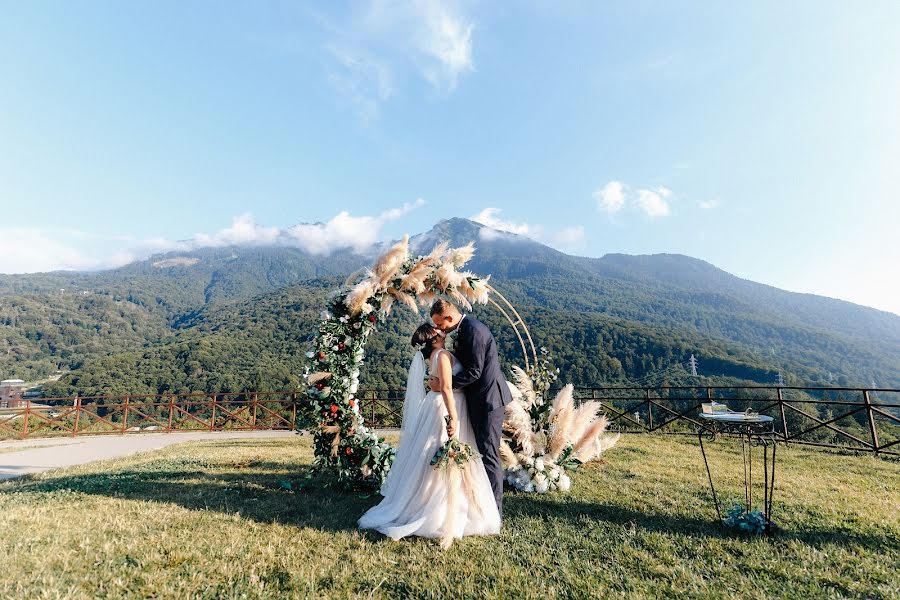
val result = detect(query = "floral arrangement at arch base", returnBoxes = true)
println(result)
[298,234,491,490]
[501,349,620,493]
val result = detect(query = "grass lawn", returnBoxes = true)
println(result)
[0,433,897,599]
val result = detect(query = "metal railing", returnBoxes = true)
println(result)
[0,392,299,439]
[1,386,897,456]
[571,385,900,456]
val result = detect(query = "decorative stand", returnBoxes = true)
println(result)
[697,413,778,535]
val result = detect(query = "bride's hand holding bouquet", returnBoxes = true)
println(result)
[432,415,479,470]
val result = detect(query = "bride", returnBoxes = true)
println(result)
[357,322,501,547]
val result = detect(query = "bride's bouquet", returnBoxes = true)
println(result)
[431,416,480,470]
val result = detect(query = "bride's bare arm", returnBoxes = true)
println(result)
[436,351,459,437]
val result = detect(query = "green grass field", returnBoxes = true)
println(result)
[0,433,897,599]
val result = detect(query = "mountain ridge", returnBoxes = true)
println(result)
[1,217,897,390]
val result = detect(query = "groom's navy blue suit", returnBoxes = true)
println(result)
[451,315,512,518]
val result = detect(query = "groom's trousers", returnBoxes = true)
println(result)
[470,405,505,519]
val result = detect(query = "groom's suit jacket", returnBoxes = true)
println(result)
[451,315,512,413]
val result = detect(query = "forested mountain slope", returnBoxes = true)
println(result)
[3,218,896,393]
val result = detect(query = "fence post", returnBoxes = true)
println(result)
[645,388,653,431]
[863,390,880,454]
[251,393,258,429]
[167,395,174,432]
[777,387,789,444]
[210,394,217,431]
[72,396,80,437]
[290,392,297,429]
[122,395,130,433]
[705,386,713,433]
[21,398,30,439]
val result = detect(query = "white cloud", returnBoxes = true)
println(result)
[0,200,427,274]
[324,1,476,118]
[286,199,425,254]
[549,225,586,250]
[698,198,721,209]
[594,181,626,214]
[413,0,474,91]
[636,187,672,218]
[477,227,501,241]
[596,181,674,218]
[379,198,426,221]
[192,214,282,248]
[471,208,585,252]
[471,208,540,238]
[326,45,394,122]
[0,228,98,273]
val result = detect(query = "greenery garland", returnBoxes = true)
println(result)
[297,235,490,490]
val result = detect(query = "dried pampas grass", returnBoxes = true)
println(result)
[343,268,367,287]
[434,263,456,292]
[599,431,621,453]
[470,275,490,304]
[504,399,537,457]
[388,287,418,313]
[443,242,475,268]
[567,400,601,448]
[307,372,332,384]
[501,361,618,494]
[380,294,395,315]
[448,288,473,311]
[548,385,576,459]
[428,240,450,263]
[573,415,611,462]
[373,235,409,289]
[416,290,437,307]
[400,257,434,293]
[499,440,521,469]
[345,279,377,315]
[510,366,536,408]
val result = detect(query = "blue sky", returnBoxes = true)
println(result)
[2,2,899,314]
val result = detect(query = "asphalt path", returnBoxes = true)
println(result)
[0,431,298,480]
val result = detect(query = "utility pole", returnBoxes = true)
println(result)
[776,372,786,386]
[688,354,699,377]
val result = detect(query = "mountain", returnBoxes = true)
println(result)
[0,245,368,316]
[2,218,898,393]
[0,246,369,380]
[409,219,899,387]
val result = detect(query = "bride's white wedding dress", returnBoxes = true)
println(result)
[357,349,501,544]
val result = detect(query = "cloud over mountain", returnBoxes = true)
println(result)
[0,200,426,274]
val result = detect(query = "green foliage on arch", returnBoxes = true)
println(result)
[296,236,491,490]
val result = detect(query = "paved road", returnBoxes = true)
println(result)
[0,431,298,480]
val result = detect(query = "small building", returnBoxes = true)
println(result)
[0,379,25,409]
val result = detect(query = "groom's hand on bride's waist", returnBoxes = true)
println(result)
[428,376,441,392]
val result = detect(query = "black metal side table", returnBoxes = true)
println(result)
[697,413,777,534]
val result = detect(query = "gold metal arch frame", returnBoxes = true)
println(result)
[484,283,538,371]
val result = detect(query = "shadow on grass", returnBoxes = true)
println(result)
[509,493,899,552]
[4,460,895,552]
[4,460,376,534]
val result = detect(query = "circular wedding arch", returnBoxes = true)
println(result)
[299,236,537,490]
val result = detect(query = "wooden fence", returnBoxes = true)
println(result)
[1,386,897,456]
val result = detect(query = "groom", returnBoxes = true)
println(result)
[429,299,512,519]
